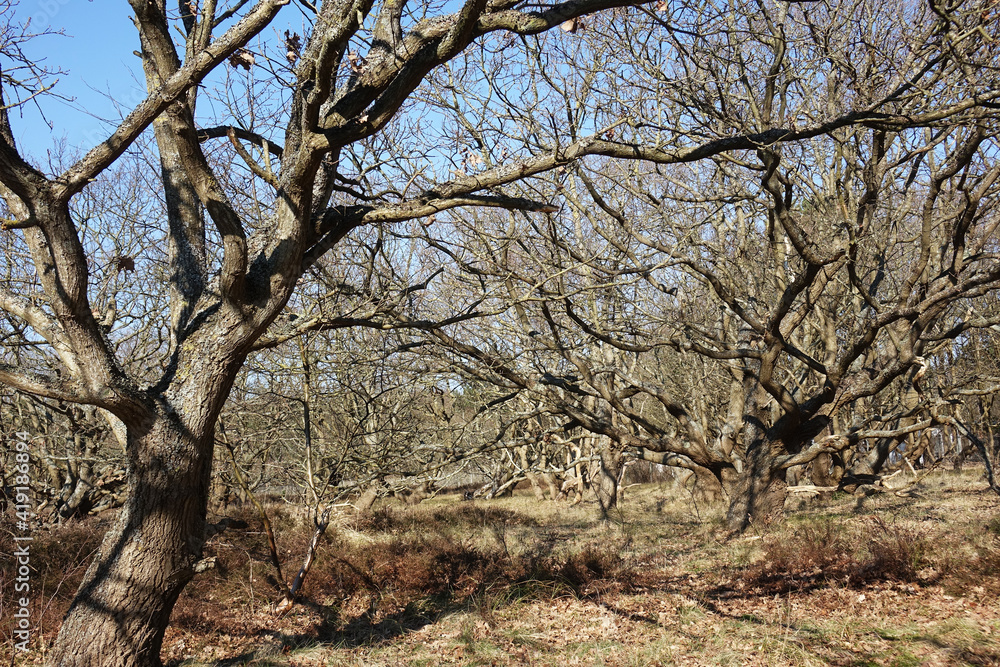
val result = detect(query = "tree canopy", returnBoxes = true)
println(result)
[1,0,998,664]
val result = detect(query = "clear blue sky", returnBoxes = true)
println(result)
[11,1,144,164]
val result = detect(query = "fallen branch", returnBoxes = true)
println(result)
[787,484,839,495]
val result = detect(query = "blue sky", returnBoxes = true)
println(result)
[9,1,314,169]
[5,0,532,184]
[11,1,143,163]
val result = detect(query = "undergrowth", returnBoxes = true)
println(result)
[167,503,633,638]
[735,515,933,594]
[4,478,999,661]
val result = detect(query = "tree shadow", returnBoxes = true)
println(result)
[168,595,469,667]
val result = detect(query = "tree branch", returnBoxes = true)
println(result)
[0,363,89,404]
[55,0,289,199]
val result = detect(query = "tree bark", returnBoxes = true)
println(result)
[46,312,250,667]
[809,452,844,487]
[726,457,787,532]
[355,483,381,512]
[690,467,723,504]
[841,436,897,491]
[975,400,999,495]
[47,414,214,667]
[519,445,547,501]
[725,403,787,532]
[593,446,622,519]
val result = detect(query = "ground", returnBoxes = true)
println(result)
[3,468,999,666]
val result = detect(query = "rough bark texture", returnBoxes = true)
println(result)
[46,306,250,666]
[725,400,788,532]
[47,415,213,667]
[725,458,787,532]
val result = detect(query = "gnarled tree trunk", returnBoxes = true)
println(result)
[725,402,788,532]
[725,456,787,532]
[809,452,843,487]
[46,321,248,667]
[841,436,897,491]
[47,414,215,667]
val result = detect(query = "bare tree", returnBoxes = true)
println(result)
[408,0,1000,528]
[1,0,998,663]
[0,1,676,662]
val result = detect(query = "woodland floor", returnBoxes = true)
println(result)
[3,467,1000,666]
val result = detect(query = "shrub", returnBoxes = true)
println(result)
[353,504,539,534]
[739,516,931,594]
[859,515,928,583]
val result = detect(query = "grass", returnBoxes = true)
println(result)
[2,467,1000,665]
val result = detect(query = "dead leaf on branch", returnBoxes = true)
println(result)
[228,49,255,71]
[285,30,301,64]
[463,152,484,170]
[346,51,365,73]
[115,256,135,273]
[561,17,585,33]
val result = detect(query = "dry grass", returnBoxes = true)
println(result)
[732,514,933,595]
[3,467,1000,666]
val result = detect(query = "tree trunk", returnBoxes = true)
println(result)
[355,482,381,512]
[726,418,787,532]
[841,436,897,491]
[688,466,722,504]
[519,446,547,501]
[543,472,560,501]
[785,464,804,487]
[593,446,622,519]
[848,437,894,477]
[726,463,786,532]
[809,452,843,487]
[975,401,999,495]
[47,413,214,667]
